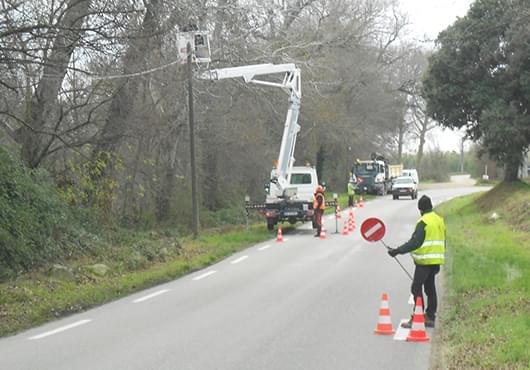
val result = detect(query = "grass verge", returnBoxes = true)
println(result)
[0,224,284,337]
[432,181,530,370]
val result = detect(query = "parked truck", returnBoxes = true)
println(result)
[200,64,334,230]
[352,153,393,195]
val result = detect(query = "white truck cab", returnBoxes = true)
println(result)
[287,167,319,202]
[402,169,419,185]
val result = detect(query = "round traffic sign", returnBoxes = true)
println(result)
[360,217,386,242]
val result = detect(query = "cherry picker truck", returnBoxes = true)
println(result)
[199,63,336,231]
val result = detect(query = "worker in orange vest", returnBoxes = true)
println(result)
[313,184,326,237]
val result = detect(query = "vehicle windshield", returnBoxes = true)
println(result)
[353,163,377,175]
[290,173,312,185]
[394,177,414,184]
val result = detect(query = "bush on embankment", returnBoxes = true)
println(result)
[0,148,85,279]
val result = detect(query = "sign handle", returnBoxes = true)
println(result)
[380,239,413,281]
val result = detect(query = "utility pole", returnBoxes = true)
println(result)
[460,137,465,173]
[187,42,199,238]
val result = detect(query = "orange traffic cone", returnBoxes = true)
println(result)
[406,297,430,342]
[359,195,364,208]
[342,219,349,236]
[276,226,284,242]
[374,293,395,335]
[348,211,356,232]
[319,221,327,240]
[336,204,342,220]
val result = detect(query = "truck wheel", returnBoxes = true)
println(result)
[267,218,275,231]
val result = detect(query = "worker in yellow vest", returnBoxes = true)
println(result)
[347,173,356,207]
[387,195,446,328]
[313,185,326,237]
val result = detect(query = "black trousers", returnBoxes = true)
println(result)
[348,195,354,207]
[411,264,440,320]
[314,210,323,234]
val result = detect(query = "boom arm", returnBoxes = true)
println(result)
[199,63,302,196]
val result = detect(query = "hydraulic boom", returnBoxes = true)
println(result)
[199,63,301,197]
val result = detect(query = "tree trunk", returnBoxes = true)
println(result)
[415,115,428,169]
[504,150,523,182]
[397,119,405,162]
[94,0,161,156]
[19,0,91,168]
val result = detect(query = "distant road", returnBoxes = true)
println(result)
[0,185,487,370]
[419,174,477,190]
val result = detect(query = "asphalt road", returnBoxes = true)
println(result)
[0,186,487,370]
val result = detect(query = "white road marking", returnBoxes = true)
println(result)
[364,222,383,238]
[231,256,248,264]
[258,244,271,251]
[28,319,91,340]
[133,289,170,303]
[393,319,410,341]
[192,270,217,281]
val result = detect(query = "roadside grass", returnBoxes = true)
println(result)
[331,192,374,210]
[0,224,285,337]
[433,181,530,370]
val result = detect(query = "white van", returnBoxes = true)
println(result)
[402,169,419,184]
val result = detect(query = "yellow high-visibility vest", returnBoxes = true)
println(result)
[411,212,446,265]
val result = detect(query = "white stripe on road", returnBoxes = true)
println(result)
[28,319,91,340]
[364,222,383,238]
[258,244,271,251]
[133,289,170,303]
[192,270,217,281]
[231,255,248,264]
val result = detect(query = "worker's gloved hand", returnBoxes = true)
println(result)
[387,248,399,257]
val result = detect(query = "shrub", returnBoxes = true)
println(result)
[0,148,80,276]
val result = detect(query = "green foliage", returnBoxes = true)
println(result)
[0,148,83,276]
[434,184,530,369]
[423,0,530,180]
[402,148,488,181]
[61,149,121,223]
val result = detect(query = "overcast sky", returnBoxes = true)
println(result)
[399,0,475,152]
[399,0,474,42]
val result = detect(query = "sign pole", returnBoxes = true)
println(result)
[360,217,413,281]
[380,239,413,281]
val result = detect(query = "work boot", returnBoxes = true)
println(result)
[425,317,435,328]
[314,233,320,237]
[401,317,413,329]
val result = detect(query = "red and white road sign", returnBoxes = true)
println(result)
[360,217,386,242]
